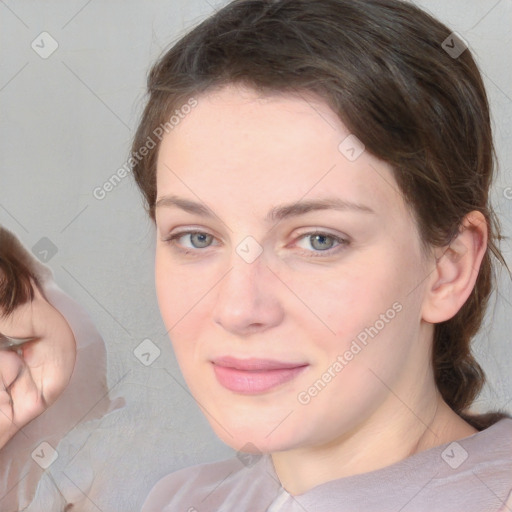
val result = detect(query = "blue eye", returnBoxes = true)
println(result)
[162,230,349,257]
[164,231,215,250]
[295,232,349,256]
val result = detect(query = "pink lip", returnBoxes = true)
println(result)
[211,356,309,394]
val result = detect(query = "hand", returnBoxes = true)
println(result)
[0,279,76,449]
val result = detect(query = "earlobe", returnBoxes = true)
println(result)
[422,211,488,324]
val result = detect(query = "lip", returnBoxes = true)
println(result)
[211,356,309,394]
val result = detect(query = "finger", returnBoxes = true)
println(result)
[24,334,76,406]
[0,350,24,391]
[0,352,27,447]
[9,359,46,427]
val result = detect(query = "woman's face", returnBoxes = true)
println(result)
[154,84,436,453]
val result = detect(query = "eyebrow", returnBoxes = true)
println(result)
[155,195,376,222]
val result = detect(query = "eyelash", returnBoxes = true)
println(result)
[161,229,350,258]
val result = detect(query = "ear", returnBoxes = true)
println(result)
[421,210,488,323]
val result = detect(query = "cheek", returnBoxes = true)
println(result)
[154,251,212,360]
[283,261,392,345]
[155,252,200,323]
[303,267,415,379]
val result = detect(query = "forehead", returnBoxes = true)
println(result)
[155,85,408,222]
[158,84,345,163]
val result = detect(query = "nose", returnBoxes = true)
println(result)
[212,248,284,336]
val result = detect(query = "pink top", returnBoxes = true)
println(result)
[142,417,512,512]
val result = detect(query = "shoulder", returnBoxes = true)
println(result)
[141,454,279,512]
[141,457,237,511]
[431,417,512,509]
[447,417,512,477]
[468,416,512,461]
[145,456,240,494]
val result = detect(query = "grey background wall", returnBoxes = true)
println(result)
[1,0,511,510]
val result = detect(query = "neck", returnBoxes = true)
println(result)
[270,391,478,496]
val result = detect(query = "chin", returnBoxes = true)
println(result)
[207,414,308,455]
[216,431,289,454]
[188,376,316,451]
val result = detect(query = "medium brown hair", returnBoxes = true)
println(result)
[131,0,510,429]
[0,229,41,318]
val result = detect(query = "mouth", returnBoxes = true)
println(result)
[211,356,309,394]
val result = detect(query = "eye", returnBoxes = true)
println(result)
[162,230,216,252]
[162,229,350,258]
[294,231,349,256]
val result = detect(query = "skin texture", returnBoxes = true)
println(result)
[154,84,487,495]
[0,279,76,449]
